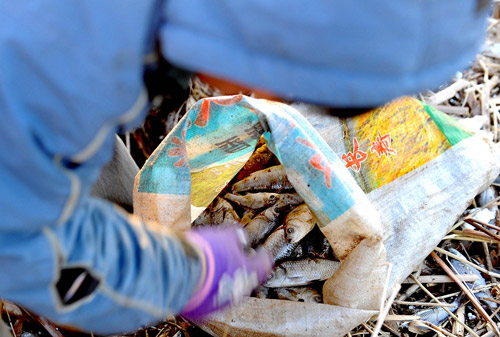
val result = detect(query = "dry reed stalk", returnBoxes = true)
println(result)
[410,274,480,337]
[431,252,500,336]
[394,301,460,308]
[434,247,500,279]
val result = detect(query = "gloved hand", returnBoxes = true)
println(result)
[181,224,273,320]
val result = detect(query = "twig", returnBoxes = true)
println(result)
[434,247,500,279]
[31,315,64,337]
[425,79,470,106]
[397,284,420,301]
[463,218,500,241]
[444,232,499,244]
[483,242,497,283]
[372,282,401,337]
[466,217,500,233]
[449,197,500,233]
[394,300,458,308]
[437,286,495,301]
[425,321,460,337]
[381,323,400,337]
[431,252,500,336]
[481,332,498,337]
[452,305,465,337]
[1,301,17,337]
[402,274,479,284]
[410,275,480,337]
[362,323,374,334]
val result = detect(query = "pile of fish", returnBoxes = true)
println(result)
[192,138,340,303]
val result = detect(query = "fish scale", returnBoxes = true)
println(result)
[262,226,300,264]
[265,258,341,288]
[245,198,302,246]
[448,248,498,310]
[232,165,294,192]
[274,286,323,303]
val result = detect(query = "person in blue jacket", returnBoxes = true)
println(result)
[0,0,490,334]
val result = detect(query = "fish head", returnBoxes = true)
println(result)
[448,248,463,258]
[297,292,322,303]
[264,267,286,287]
[265,194,278,203]
[311,294,323,303]
[284,221,306,243]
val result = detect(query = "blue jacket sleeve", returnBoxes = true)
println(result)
[0,1,200,334]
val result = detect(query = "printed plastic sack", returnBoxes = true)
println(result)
[294,97,500,290]
[134,95,500,337]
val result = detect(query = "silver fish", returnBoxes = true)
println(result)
[246,199,302,246]
[225,192,281,209]
[232,165,294,193]
[448,248,497,311]
[406,299,460,334]
[284,203,317,243]
[477,186,498,212]
[274,287,323,303]
[209,197,240,225]
[240,208,259,226]
[262,225,300,264]
[193,197,240,227]
[290,243,304,259]
[254,286,270,299]
[225,192,302,210]
[265,258,341,288]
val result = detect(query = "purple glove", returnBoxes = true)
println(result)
[181,224,273,320]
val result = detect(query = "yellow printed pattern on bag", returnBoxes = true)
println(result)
[344,97,451,192]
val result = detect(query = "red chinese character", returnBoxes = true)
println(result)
[195,95,243,127]
[370,131,396,158]
[297,137,332,188]
[342,137,367,172]
[167,129,187,167]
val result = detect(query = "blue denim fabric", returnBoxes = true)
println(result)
[0,1,200,334]
[161,0,490,106]
[0,0,490,334]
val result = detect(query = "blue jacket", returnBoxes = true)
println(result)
[162,0,489,106]
[0,0,489,334]
[0,1,200,334]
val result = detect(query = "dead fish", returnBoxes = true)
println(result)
[240,208,259,226]
[232,165,294,193]
[194,198,240,226]
[192,207,212,227]
[448,248,498,311]
[262,225,300,264]
[466,207,497,228]
[274,287,323,303]
[290,242,304,259]
[264,258,341,288]
[225,192,303,210]
[254,286,270,299]
[236,143,278,180]
[477,186,498,211]
[405,298,460,334]
[277,193,304,206]
[210,197,240,225]
[225,192,281,209]
[284,203,317,243]
[246,199,302,246]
